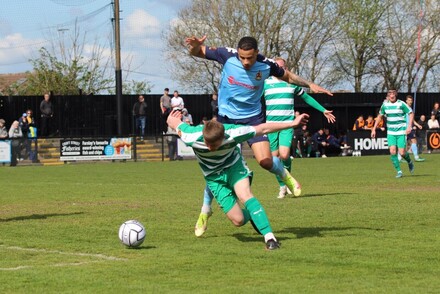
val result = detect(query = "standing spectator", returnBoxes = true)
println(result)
[171,90,184,109]
[132,95,148,140]
[8,120,22,166]
[181,108,193,125]
[160,88,171,133]
[352,115,365,130]
[40,93,53,137]
[160,88,171,114]
[18,113,29,160]
[416,115,428,154]
[166,124,178,161]
[0,119,8,138]
[26,109,37,162]
[431,102,440,121]
[210,92,218,117]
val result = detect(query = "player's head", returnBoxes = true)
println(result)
[274,57,287,69]
[237,36,259,70]
[406,95,413,106]
[203,120,225,151]
[387,89,397,102]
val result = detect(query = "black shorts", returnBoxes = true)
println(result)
[407,129,416,140]
[217,112,268,146]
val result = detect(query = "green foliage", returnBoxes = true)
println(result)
[107,79,153,95]
[0,156,439,292]
[6,47,113,96]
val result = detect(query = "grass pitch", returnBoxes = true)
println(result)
[1,155,439,293]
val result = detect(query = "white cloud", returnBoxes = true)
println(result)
[0,34,46,70]
[124,9,161,38]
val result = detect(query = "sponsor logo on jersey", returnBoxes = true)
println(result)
[227,76,258,90]
[255,71,262,80]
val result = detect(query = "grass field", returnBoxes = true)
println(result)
[1,155,439,293]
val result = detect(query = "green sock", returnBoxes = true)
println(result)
[244,197,272,236]
[390,154,401,172]
[403,152,411,163]
[241,209,250,226]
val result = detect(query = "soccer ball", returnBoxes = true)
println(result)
[118,220,146,248]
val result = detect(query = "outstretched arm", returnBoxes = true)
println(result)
[300,92,336,123]
[254,114,309,136]
[185,35,208,58]
[280,69,333,96]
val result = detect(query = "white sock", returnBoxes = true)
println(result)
[201,204,211,214]
[264,232,276,242]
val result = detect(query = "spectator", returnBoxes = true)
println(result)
[311,128,326,157]
[160,88,171,114]
[132,95,148,140]
[8,120,22,166]
[210,92,218,117]
[40,93,53,137]
[18,113,30,160]
[181,108,193,125]
[291,118,305,158]
[431,102,440,121]
[363,115,375,130]
[352,115,365,131]
[416,115,428,154]
[428,114,439,129]
[166,124,179,161]
[427,114,439,154]
[302,130,313,157]
[171,90,184,109]
[26,109,37,162]
[0,119,7,138]
[160,88,171,133]
[323,128,341,156]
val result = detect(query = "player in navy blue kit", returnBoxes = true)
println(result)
[185,35,333,237]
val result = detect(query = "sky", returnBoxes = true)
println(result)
[0,0,191,94]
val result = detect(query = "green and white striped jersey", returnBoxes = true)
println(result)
[176,123,255,176]
[379,99,412,135]
[264,77,326,122]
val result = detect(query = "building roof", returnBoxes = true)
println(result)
[0,73,28,94]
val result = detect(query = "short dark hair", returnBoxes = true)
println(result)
[164,88,169,91]
[238,36,258,51]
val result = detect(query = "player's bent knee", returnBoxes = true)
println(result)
[258,158,273,170]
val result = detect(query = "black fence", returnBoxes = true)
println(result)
[0,92,438,138]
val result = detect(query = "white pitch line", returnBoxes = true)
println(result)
[0,245,127,261]
[0,245,127,271]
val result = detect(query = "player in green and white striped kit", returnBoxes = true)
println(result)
[371,89,414,178]
[166,109,309,250]
[264,57,336,198]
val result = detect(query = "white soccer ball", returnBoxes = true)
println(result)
[118,220,146,248]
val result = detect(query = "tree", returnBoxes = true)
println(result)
[164,0,440,93]
[6,24,152,95]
